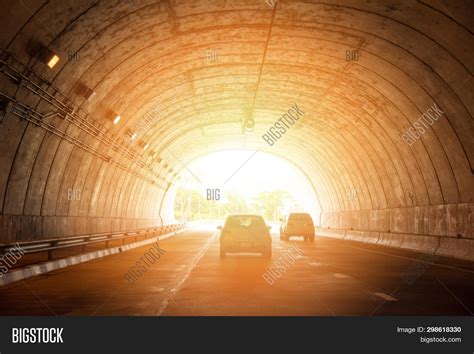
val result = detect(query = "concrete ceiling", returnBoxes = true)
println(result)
[0,0,472,241]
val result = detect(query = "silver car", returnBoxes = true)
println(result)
[280,213,315,242]
[218,214,272,259]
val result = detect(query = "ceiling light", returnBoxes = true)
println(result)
[87,91,97,102]
[242,118,255,133]
[113,115,121,124]
[39,47,60,69]
[75,83,96,102]
[47,55,60,69]
[143,144,149,150]
[152,153,158,159]
[131,132,137,140]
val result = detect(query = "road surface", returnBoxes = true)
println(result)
[0,229,473,316]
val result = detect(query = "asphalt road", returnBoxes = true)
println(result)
[0,229,473,316]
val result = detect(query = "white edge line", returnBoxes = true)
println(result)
[374,292,398,301]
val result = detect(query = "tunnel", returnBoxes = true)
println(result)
[1,0,472,257]
[0,0,473,317]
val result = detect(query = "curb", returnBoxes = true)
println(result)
[316,228,474,262]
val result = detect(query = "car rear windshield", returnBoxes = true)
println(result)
[289,213,313,221]
[225,216,266,229]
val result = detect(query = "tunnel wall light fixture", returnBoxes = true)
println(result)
[39,47,60,69]
[242,117,255,133]
[143,143,149,150]
[113,115,121,124]
[85,89,96,103]
[131,132,137,140]
[75,83,96,102]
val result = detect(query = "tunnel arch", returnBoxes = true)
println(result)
[0,0,472,259]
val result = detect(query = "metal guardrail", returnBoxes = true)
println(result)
[0,49,170,188]
[0,224,184,260]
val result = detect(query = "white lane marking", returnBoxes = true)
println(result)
[333,273,350,279]
[308,262,322,267]
[374,292,398,301]
[294,255,309,260]
[156,231,218,316]
[335,243,474,275]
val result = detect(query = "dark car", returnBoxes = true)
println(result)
[280,213,315,242]
[218,214,272,259]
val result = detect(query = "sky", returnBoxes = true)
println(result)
[176,150,321,216]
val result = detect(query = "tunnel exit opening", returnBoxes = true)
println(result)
[161,150,321,228]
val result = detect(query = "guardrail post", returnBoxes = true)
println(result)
[48,242,56,261]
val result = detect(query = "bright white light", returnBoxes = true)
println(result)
[144,144,149,150]
[177,150,321,219]
[131,132,137,140]
[113,115,121,124]
[47,54,60,69]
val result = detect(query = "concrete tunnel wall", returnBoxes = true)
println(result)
[0,1,472,259]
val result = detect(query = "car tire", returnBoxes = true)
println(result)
[220,248,226,258]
